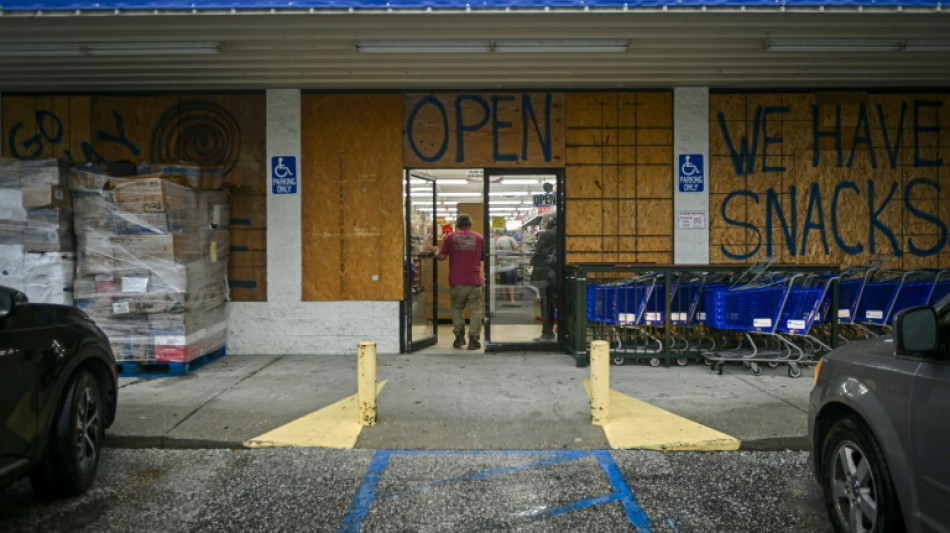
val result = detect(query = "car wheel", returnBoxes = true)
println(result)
[820,416,903,533]
[29,370,104,498]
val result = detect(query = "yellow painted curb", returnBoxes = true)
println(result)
[244,380,387,449]
[583,379,740,451]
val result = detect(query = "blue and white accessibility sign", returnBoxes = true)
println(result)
[677,153,704,193]
[271,155,297,194]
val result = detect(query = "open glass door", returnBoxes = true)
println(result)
[483,169,563,351]
[403,171,438,352]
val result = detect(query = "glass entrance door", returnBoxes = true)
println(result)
[483,169,563,351]
[403,172,438,352]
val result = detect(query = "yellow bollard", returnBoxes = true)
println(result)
[358,341,377,426]
[590,340,610,426]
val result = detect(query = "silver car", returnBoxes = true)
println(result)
[809,298,950,533]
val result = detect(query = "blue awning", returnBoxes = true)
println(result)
[1,0,942,11]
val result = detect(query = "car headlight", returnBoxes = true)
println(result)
[813,357,824,386]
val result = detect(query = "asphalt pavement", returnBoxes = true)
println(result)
[107,348,816,452]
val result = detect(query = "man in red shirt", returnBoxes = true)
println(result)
[436,213,484,350]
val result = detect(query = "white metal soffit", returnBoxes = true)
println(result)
[0,7,949,91]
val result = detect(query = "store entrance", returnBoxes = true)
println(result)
[483,169,563,352]
[402,168,563,353]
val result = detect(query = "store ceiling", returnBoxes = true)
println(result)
[1,7,949,92]
[408,168,557,222]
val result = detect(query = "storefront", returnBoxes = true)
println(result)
[1,3,949,356]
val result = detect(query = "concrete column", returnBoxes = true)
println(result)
[266,89,302,302]
[673,87,710,265]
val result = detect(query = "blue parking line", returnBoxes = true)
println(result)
[338,450,391,533]
[341,450,653,532]
[376,451,588,499]
[593,450,653,533]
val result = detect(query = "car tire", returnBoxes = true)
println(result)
[820,415,905,533]
[29,370,104,498]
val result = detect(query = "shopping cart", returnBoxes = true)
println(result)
[702,272,834,378]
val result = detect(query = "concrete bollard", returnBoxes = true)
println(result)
[358,341,377,426]
[590,340,609,426]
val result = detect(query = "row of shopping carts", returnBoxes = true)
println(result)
[583,260,950,377]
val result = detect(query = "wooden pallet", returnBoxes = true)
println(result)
[115,347,227,378]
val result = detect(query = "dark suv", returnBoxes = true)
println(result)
[0,286,117,497]
[809,295,950,533]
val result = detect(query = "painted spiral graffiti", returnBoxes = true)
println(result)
[150,101,241,176]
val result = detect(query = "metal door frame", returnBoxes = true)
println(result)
[402,170,439,352]
[482,167,565,353]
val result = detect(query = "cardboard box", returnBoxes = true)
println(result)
[142,163,224,190]
[68,162,136,192]
[0,189,26,222]
[111,234,201,265]
[154,321,226,363]
[23,209,74,252]
[113,212,170,235]
[206,229,230,264]
[19,158,68,186]
[76,234,115,275]
[111,174,192,213]
[22,185,71,209]
[73,192,116,234]
[0,159,20,187]
[150,305,226,337]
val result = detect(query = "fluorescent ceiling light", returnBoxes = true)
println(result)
[765,39,903,53]
[494,39,629,53]
[0,41,220,57]
[357,40,491,53]
[440,192,481,198]
[356,39,629,54]
[904,40,950,52]
[85,42,221,56]
[0,43,84,57]
[498,178,541,185]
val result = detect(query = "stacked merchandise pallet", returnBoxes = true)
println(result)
[0,158,76,304]
[70,164,230,366]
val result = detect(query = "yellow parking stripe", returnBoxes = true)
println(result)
[245,381,387,449]
[583,380,740,451]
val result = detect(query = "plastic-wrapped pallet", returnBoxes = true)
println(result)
[70,164,230,363]
[0,158,76,304]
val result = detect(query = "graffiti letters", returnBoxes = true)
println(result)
[7,109,140,163]
[716,98,947,259]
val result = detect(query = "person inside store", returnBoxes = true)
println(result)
[494,228,520,307]
[435,213,485,350]
[530,213,557,342]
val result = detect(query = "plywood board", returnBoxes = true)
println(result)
[302,93,403,302]
[403,92,565,168]
[709,90,950,271]
[564,91,673,267]
[229,266,266,301]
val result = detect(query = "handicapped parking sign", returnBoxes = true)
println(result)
[678,154,704,193]
[271,155,297,194]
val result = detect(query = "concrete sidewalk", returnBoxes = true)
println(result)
[106,351,814,451]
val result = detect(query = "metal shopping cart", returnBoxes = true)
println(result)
[702,271,834,378]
